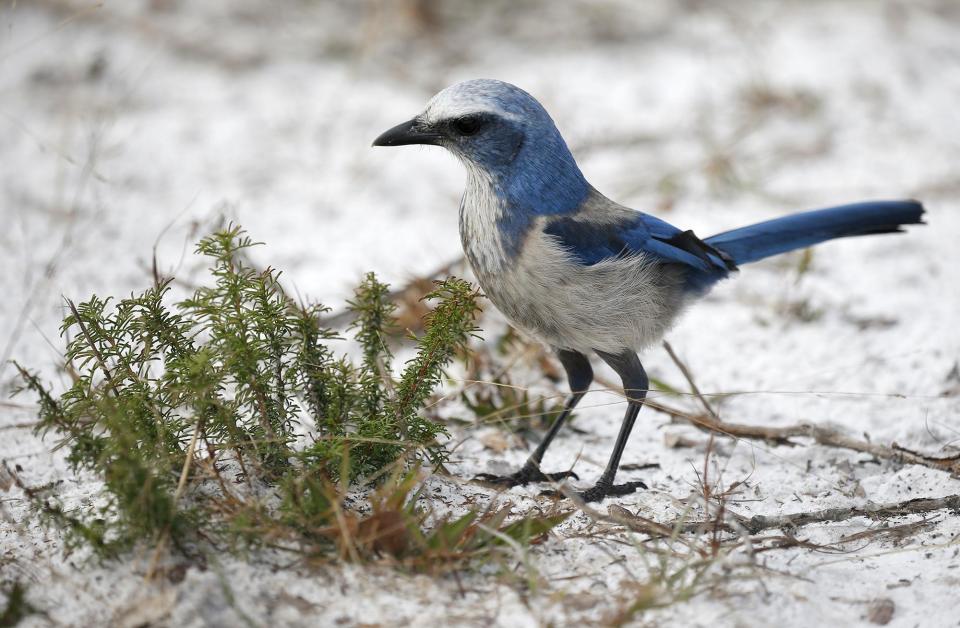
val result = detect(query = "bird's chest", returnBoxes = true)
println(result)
[459,203,529,314]
[458,179,529,275]
[457,176,587,344]
[461,213,571,320]
[459,198,506,279]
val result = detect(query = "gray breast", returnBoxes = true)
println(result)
[459,179,689,354]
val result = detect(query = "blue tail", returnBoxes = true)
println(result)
[704,200,925,266]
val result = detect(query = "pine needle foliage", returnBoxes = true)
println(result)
[12,226,507,559]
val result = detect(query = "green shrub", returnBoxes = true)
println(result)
[14,226,489,558]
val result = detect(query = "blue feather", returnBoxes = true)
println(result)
[546,200,924,294]
[544,211,735,293]
[545,213,727,270]
[704,200,925,265]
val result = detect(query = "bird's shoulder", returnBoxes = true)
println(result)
[541,189,736,274]
[539,191,639,264]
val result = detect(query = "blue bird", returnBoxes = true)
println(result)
[373,79,925,502]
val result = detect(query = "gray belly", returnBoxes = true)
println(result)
[467,232,689,355]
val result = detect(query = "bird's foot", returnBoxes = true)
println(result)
[540,479,648,503]
[474,462,578,488]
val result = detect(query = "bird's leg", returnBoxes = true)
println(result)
[473,349,591,487]
[570,350,649,503]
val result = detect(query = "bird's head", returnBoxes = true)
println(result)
[373,79,587,213]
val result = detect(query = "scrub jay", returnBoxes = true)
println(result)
[373,79,924,502]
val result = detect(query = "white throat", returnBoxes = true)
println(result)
[458,162,509,276]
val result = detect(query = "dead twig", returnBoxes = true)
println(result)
[145,418,204,582]
[651,344,960,475]
[663,340,721,423]
[607,494,960,538]
[607,504,707,537]
[0,421,39,431]
[740,494,960,534]
[654,400,960,474]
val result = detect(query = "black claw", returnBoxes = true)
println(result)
[473,465,579,488]
[540,480,648,502]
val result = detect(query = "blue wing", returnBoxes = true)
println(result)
[543,194,924,294]
[543,204,735,292]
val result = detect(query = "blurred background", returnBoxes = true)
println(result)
[3,5,960,624]
[2,0,959,389]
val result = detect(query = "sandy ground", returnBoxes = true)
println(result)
[1,1,959,626]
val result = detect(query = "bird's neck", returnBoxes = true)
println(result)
[459,137,589,273]
[499,136,590,220]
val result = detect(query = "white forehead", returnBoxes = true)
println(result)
[420,79,536,124]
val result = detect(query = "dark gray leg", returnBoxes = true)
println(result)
[474,349,592,487]
[576,349,649,502]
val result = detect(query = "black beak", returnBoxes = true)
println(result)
[372,118,443,147]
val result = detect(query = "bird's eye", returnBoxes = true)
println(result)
[451,115,486,137]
